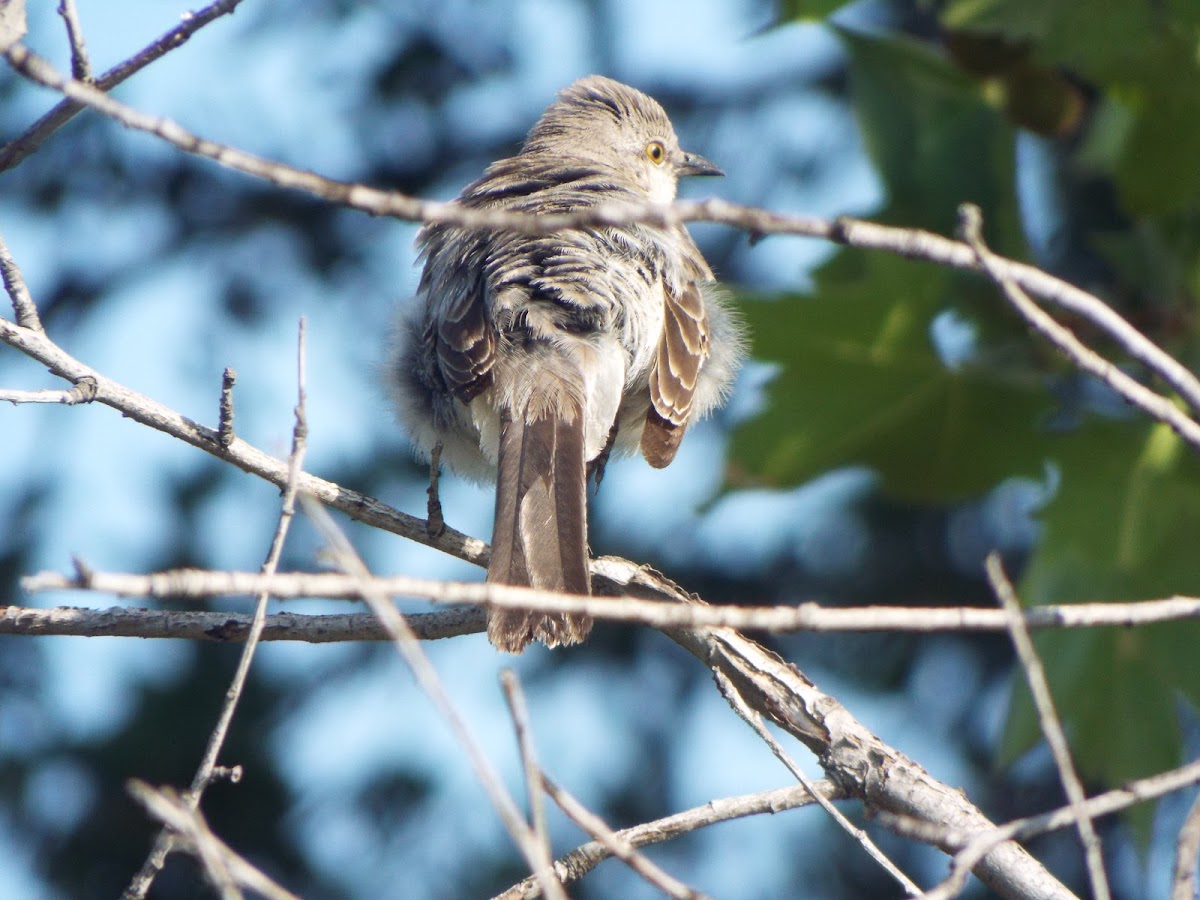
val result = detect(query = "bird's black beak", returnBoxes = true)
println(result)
[677,151,724,178]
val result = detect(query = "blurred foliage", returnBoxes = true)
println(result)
[754,0,1200,811]
[734,256,1050,498]
[778,0,855,21]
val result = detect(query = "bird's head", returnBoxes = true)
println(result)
[522,75,722,204]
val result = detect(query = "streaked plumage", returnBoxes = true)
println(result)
[389,76,745,652]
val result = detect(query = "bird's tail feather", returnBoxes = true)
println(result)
[487,406,592,653]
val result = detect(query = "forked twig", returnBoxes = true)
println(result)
[498,671,567,900]
[300,497,556,893]
[0,0,245,170]
[124,321,311,899]
[959,203,1200,451]
[713,669,921,896]
[128,780,301,900]
[494,780,843,899]
[540,775,710,900]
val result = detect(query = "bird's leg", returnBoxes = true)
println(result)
[426,441,446,537]
[586,421,620,492]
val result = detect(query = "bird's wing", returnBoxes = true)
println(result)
[420,226,497,404]
[642,278,709,468]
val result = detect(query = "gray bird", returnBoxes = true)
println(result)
[389,75,745,653]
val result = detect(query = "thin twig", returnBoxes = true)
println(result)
[127,780,301,900]
[884,755,1200,900]
[123,321,311,900]
[0,227,41,330]
[959,203,1200,450]
[218,367,237,447]
[300,496,553,888]
[985,554,1109,900]
[713,668,921,896]
[498,670,567,900]
[1171,786,1200,899]
[0,0,244,171]
[130,782,241,900]
[495,780,844,900]
[56,0,90,79]
[541,775,709,900]
[0,376,96,405]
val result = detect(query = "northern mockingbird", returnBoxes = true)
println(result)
[389,75,745,652]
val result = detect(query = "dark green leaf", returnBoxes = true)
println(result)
[1003,422,1200,837]
[836,26,1020,234]
[776,0,857,22]
[732,252,1051,499]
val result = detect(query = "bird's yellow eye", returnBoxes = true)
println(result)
[645,140,666,164]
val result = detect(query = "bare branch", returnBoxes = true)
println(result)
[127,780,301,900]
[597,558,1077,900]
[300,497,552,889]
[0,376,97,405]
[0,0,26,54]
[0,311,487,570]
[0,0,244,170]
[0,603,485,642]
[495,781,844,900]
[20,567,1200,634]
[714,668,920,896]
[541,775,709,900]
[56,0,90,80]
[986,554,1109,899]
[960,204,1200,449]
[2,436,1077,894]
[125,321,312,899]
[0,226,41,330]
[130,782,241,900]
[2,45,1198,426]
[887,756,1200,900]
[498,671,566,900]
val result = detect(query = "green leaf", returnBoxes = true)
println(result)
[939,1,1200,214]
[1111,37,1200,216]
[776,0,855,21]
[1002,421,1200,837]
[1023,421,1200,607]
[731,252,1050,500]
[835,27,1021,235]
[940,0,1162,78]
[1002,626,1184,841]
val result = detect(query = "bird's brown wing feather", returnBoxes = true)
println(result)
[641,280,709,468]
[437,274,496,403]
